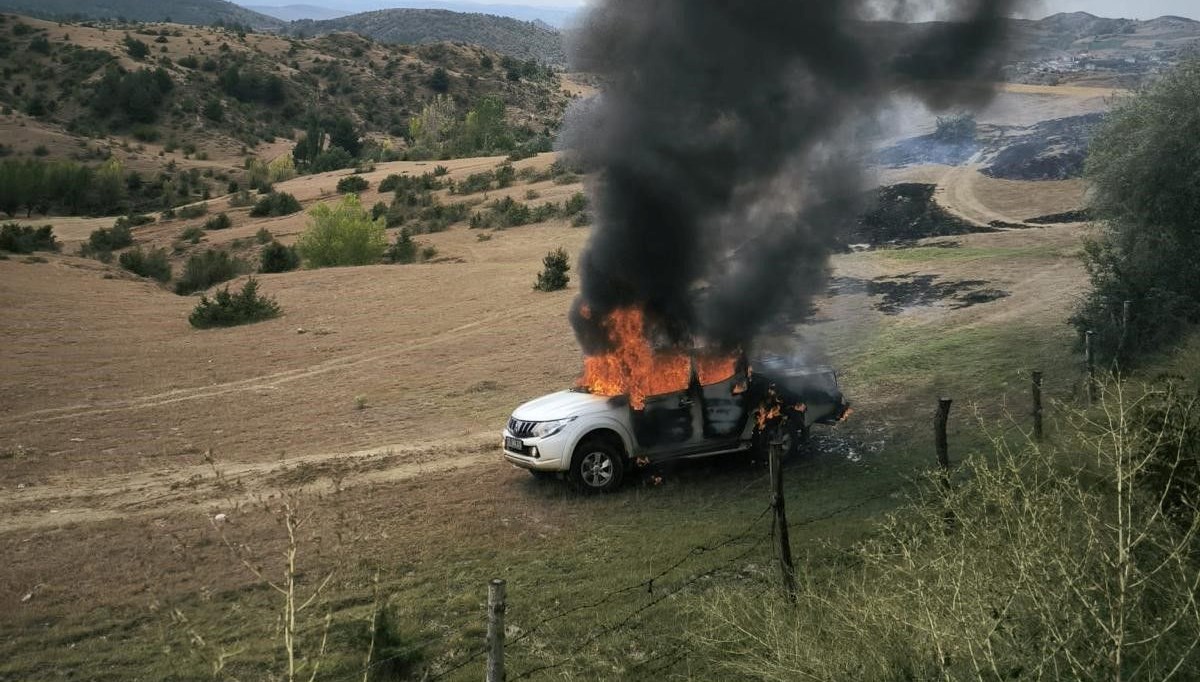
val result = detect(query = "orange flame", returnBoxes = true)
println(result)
[577,307,738,410]
[754,388,783,431]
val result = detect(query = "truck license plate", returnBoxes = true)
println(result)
[504,436,524,452]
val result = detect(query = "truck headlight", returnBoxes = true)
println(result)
[531,417,576,439]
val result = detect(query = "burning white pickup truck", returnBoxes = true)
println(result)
[502,351,848,492]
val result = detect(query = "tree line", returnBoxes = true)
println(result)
[0,158,127,217]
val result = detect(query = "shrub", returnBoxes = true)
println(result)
[534,247,570,292]
[384,228,417,264]
[433,165,449,177]
[189,277,280,329]
[564,192,589,216]
[228,189,255,208]
[178,203,208,219]
[336,175,370,194]
[180,226,204,244]
[310,146,354,173]
[82,221,133,257]
[455,171,493,195]
[118,246,171,282]
[255,227,273,245]
[249,192,302,218]
[204,213,232,230]
[259,240,300,273]
[296,195,387,268]
[420,245,438,261]
[0,223,58,253]
[175,248,240,295]
[371,201,388,221]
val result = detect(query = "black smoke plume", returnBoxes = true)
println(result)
[566,0,1026,355]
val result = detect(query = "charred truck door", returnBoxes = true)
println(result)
[630,355,752,459]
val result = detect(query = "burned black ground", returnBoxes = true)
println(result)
[843,184,997,248]
[829,273,1010,314]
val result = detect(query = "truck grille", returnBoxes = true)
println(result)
[508,418,537,438]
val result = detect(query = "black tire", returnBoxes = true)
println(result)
[568,437,626,494]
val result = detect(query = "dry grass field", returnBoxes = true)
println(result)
[0,84,1112,679]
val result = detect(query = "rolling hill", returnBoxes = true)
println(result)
[245,4,348,21]
[0,0,283,29]
[0,13,572,201]
[291,8,567,65]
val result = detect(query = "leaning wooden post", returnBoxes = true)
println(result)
[935,398,953,481]
[1032,371,1044,443]
[1085,331,1096,406]
[935,398,955,530]
[768,437,797,605]
[486,579,506,682]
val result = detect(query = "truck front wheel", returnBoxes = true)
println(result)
[569,438,625,494]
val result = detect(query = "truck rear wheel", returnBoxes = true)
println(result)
[569,438,625,494]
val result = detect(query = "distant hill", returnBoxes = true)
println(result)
[238,1,580,28]
[0,0,284,29]
[246,4,347,21]
[292,8,566,65]
[1010,11,1200,60]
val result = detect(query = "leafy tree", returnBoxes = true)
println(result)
[296,195,387,268]
[534,247,570,292]
[1075,58,1200,364]
[461,96,509,154]
[92,159,127,214]
[326,116,362,158]
[408,95,457,157]
[90,66,174,125]
[310,146,354,173]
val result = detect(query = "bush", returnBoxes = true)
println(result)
[249,192,302,218]
[455,171,494,195]
[82,221,133,257]
[228,189,255,208]
[296,195,387,268]
[534,247,570,291]
[384,228,417,264]
[310,146,355,173]
[175,248,240,295]
[564,192,589,216]
[118,246,171,282]
[698,387,1200,681]
[255,227,273,245]
[336,175,370,194]
[178,203,208,219]
[180,226,204,244]
[259,240,300,273]
[0,223,58,253]
[189,277,280,329]
[204,213,231,230]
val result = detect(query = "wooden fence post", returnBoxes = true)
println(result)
[1085,331,1096,406]
[1032,371,1044,443]
[935,398,955,530]
[486,579,506,682]
[935,398,953,480]
[768,438,797,605]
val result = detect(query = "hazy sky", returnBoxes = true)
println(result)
[465,0,1200,20]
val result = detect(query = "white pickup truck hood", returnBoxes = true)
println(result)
[512,390,617,422]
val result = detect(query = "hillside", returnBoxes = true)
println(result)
[292,8,567,65]
[0,0,283,30]
[245,4,348,21]
[0,13,572,207]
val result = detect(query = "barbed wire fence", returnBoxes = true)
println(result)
[324,479,901,682]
